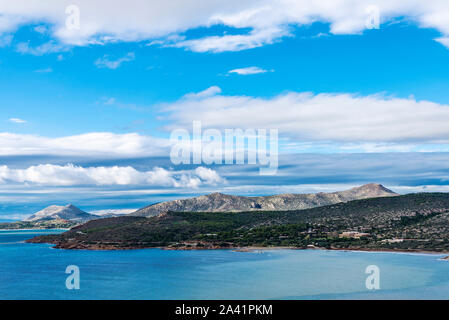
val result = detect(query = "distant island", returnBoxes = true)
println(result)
[23,183,449,253]
[0,204,119,230]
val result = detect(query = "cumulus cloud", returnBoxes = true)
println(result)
[0,132,170,157]
[2,1,449,52]
[228,66,271,75]
[95,52,135,69]
[163,87,449,144]
[0,164,225,187]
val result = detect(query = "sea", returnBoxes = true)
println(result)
[1,229,449,300]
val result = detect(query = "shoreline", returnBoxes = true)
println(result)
[25,238,449,257]
[237,246,449,256]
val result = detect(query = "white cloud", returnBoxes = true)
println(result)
[228,66,271,75]
[183,86,222,99]
[163,87,449,143]
[193,167,224,185]
[9,118,27,124]
[174,26,289,52]
[5,87,449,158]
[2,1,449,52]
[0,132,170,157]
[95,52,135,69]
[0,164,225,187]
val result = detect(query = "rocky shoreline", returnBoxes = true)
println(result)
[25,237,449,256]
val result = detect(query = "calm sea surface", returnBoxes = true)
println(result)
[1,229,449,300]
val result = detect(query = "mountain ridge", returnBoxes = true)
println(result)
[131,183,398,217]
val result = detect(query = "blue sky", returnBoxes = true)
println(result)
[2,22,449,137]
[2,1,449,218]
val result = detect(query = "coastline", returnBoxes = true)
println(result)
[24,238,449,257]
[241,246,449,256]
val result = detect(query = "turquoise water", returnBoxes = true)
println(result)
[1,229,449,300]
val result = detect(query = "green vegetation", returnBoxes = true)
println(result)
[0,219,77,230]
[27,193,449,252]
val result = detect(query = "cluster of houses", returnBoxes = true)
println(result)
[338,231,370,239]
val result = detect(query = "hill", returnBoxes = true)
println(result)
[0,204,114,230]
[132,183,398,217]
[27,192,449,252]
[23,204,96,222]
